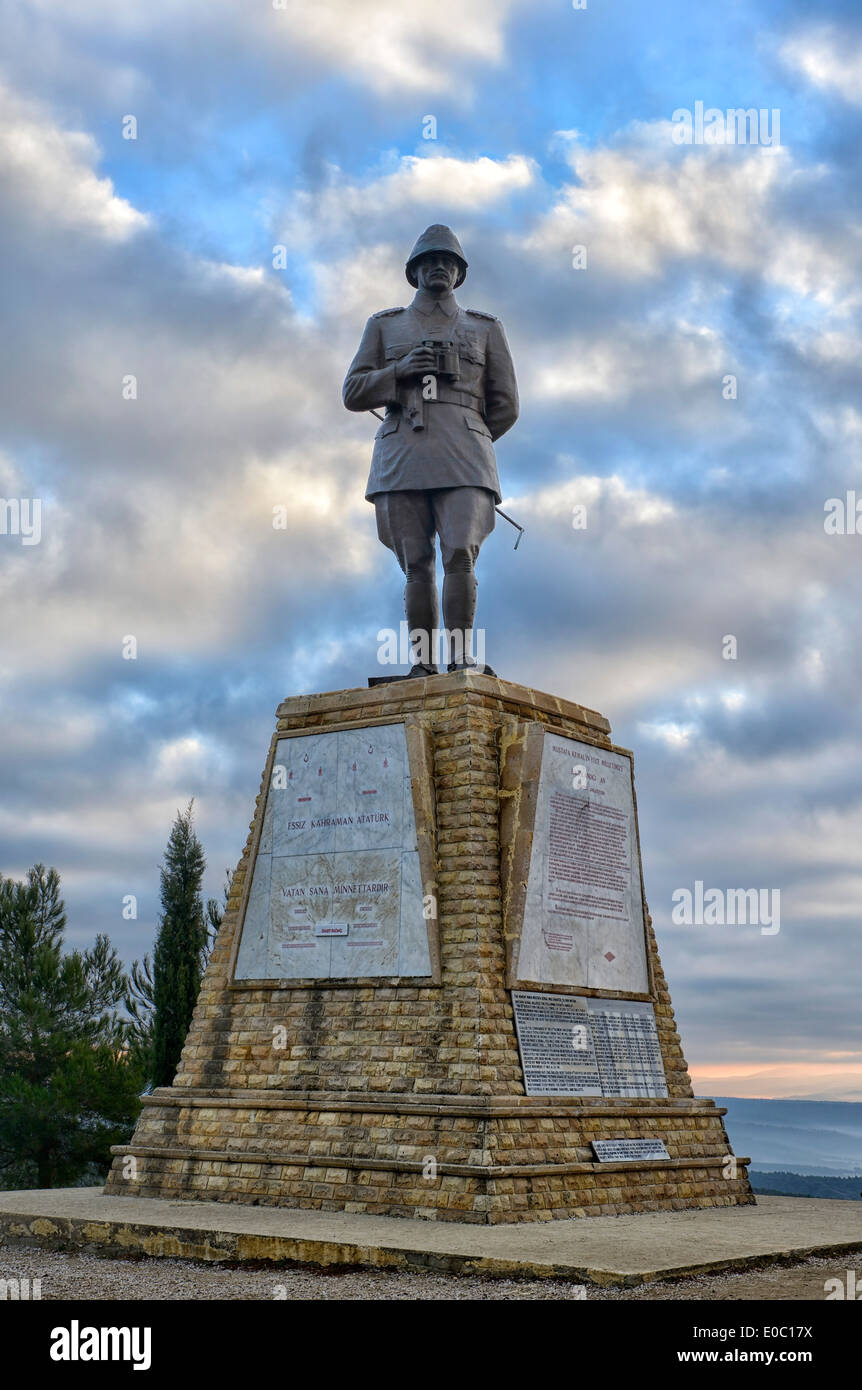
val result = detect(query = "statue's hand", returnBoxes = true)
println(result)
[394,345,438,381]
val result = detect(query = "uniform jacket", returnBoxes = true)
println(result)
[343,289,519,503]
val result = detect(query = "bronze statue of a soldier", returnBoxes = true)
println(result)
[343,225,519,674]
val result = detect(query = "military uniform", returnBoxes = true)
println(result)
[343,292,519,501]
[342,225,519,672]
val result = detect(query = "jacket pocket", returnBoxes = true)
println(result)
[464,412,492,438]
[458,344,486,367]
[384,343,412,361]
[377,411,400,437]
[457,331,485,366]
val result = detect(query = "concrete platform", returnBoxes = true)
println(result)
[1,1189,861,1287]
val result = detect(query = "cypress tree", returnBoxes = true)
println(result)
[150,802,210,1088]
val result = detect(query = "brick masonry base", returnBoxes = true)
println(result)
[106,673,754,1223]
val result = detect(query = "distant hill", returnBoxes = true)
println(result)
[707,1097,862,1177]
[749,1170,861,1201]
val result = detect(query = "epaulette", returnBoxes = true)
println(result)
[372,306,405,318]
[465,308,497,320]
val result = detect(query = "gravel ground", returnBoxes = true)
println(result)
[1,1245,860,1300]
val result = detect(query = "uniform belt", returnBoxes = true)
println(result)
[393,385,486,432]
[428,386,485,412]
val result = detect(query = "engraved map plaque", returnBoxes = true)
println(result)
[234,722,433,980]
[509,730,649,992]
[512,991,668,1098]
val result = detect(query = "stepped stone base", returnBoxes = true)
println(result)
[110,1090,751,1223]
[106,673,753,1223]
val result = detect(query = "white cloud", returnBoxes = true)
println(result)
[22,0,523,96]
[0,79,386,679]
[511,473,676,527]
[527,320,728,405]
[0,82,147,241]
[519,129,859,307]
[639,720,696,749]
[284,154,535,253]
[270,0,516,93]
[781,24,862,106]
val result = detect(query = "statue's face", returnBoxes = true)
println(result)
[416,252,460,295]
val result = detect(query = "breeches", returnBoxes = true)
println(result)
[374,486,496,581]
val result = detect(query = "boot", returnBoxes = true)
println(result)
[405,578,439,676]
[442,572,494,672]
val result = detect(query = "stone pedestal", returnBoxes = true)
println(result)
[106,673,753,1223]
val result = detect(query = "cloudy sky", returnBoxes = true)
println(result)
[1,0,861,1101]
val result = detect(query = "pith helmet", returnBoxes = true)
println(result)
[405,224,468,287]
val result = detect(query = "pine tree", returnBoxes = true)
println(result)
[0,865,144,1189]
[150,802,210,1088]
[125,952,155,1076]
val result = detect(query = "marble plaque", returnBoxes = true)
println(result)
[510,990,602,1096]
[234,723,433,980]
[587,997,668,1098]
[512,991,668,1098]
[514,732,648,992]
[592,1138,670,1163]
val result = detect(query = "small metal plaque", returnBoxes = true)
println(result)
[592,1139,670,1163]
